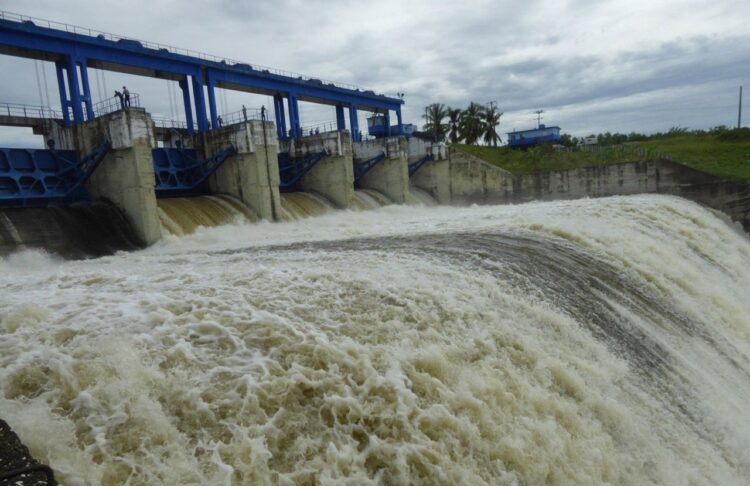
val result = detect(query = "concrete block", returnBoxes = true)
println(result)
[205,121,281,221]
[77,109,162,246]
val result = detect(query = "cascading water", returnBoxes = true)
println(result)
[407,186,438,206]
[279,192,337,221]
[157,195,258,236]
[352,189,392,210]
[1,194,749,485]
[0,202,142,259]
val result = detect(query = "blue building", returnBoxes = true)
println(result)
[367,115,416,139]
[507,123,561,149]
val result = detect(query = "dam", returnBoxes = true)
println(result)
[0,10,441,257]
[2,10,750,486]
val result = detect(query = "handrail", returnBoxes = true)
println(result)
[0,10,401,99]
[0,101,61,119]
[92,92,140,116]
[218,107,263,126]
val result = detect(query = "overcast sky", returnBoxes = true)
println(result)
[0,0,748,146]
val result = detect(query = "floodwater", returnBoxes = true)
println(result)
[1,194,749,485]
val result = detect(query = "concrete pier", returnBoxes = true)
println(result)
[282,131,355,209]
[205,120,281,221]
[52,109,162,246]
[354,136,410,203]
[409,141,451,203]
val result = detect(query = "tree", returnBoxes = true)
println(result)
[459,102,485,145]
[422,103,449,142]
[482,106,503,146]
[447,108,462,144]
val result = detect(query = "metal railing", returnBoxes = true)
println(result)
[300,120,340,136]
[0,10,400,99]
[151,116,197,131]
[218,107,263,126]
[0,101,61,119]
[92,92,140,117]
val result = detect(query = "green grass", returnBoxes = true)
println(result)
[454,133,750,181]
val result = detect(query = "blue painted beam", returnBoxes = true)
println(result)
[54,61,70,126]
[273,94,286,139]
[178,77,194,134]
[336,105,346,131]
[0,17,404,118]
[288,94,301,139]
[396,108,403,135]
[349,105,360,142]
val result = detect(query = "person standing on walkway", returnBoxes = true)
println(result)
[122,86,130,107]
[114,90,124,109]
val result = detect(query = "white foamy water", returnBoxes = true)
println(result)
[1,194,749,485]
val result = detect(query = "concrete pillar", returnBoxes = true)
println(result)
[206,120,281,221]
[356,136,409,203]
[292,130,354,208]
[74,109,162,245]
[409,145,451,204]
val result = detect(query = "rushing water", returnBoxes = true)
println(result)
[1,195,749,485]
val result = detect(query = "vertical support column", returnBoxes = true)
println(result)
[336,105,346,131]
[396,107,403,135]
[287,93,301,139]
[206,70,218,130]
[55,62,70,127]
[349,104,360,142]
[274,94,287,139]
[179,77,194,135]
[384,111,391,137]
[65,56,84,124]
[78,59,94,120]
[192,73,208,132]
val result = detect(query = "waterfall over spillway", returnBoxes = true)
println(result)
[157,195,258,236]
[1,194,749,485]
[0,202,142,258]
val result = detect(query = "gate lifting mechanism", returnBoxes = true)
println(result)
[353,152,386,183]
[153,141,236,196]
[277,150,327,192]
[408,154,432,177]
[0,140,110,208]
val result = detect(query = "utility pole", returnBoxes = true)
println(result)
[534,110,544,127]
[739,86,743,129]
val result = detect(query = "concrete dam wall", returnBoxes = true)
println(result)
[410,148,750,232]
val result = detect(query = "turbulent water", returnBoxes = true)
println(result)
[0,202,142,258]
[1,195,749,485]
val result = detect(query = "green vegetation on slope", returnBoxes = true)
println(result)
[455,129,750,181]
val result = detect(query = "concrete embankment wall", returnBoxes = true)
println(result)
[511,160,750,231]
[411,147,750,231]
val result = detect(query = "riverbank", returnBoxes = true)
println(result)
[454,129,750,181]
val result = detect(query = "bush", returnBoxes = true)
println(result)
[716,127,750,142]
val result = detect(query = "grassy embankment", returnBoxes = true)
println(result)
[455,130,750,181]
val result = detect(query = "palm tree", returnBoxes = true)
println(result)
[459,102,485,145]
[482,106,503,146]
[422,103,449,142]
[446,108,462,144]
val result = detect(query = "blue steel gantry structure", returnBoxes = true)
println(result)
[0,11,405,142]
